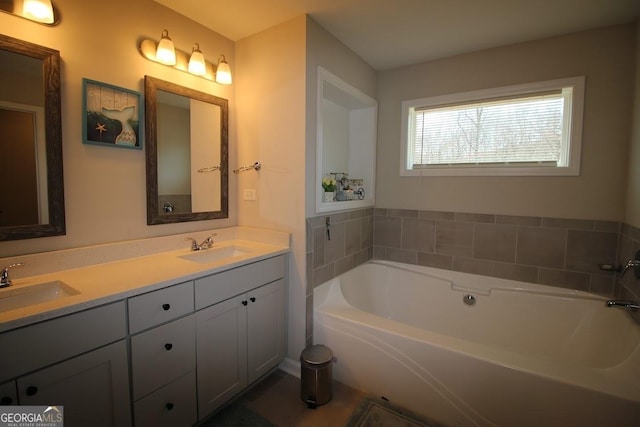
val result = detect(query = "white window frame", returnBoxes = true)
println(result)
[400,76,585,176]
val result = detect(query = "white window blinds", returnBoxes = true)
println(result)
[401,77,584,176]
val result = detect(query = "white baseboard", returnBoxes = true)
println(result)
[279,357,301,378]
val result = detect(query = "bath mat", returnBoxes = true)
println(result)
[348,399,432,427]
[199,401,276,427]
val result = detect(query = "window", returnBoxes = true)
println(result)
[400,77,585,176]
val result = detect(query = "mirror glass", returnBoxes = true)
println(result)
[145,76,228,224]
[0,34,65,240]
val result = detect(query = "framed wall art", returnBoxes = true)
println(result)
[82,78,143,149]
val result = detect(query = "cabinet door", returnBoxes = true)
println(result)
[247,279,286,383]
[17,340,131,427]
[196,294,247,419]
[0,380,17,405]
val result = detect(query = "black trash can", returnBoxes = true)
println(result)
[300,344,333,408]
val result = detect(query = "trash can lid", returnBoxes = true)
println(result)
[300,344,333,364]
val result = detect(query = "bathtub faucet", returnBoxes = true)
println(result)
[606,300,640,311]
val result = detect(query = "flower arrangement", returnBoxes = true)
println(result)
[321,178,336,192]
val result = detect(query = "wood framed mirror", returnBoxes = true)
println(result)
[144,75,229,225]
[0,33,65,240]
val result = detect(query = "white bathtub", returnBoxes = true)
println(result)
[313,261,640,427]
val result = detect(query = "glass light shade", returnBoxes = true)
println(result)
[156,30,176,65]
[188,44,207,76]
[22,0,54,23]
[215,56,232,85]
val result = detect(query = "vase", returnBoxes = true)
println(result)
[323,191,335,202]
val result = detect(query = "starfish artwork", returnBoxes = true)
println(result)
[95,123,107,141]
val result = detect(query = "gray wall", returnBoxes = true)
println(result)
[375,24,636,222]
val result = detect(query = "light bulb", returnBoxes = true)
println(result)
[215,55,232,85]
[188,44,207,76]
[23,0,54,23]
[155,30,176,65]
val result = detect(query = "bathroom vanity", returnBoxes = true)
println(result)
[0,228,289,427]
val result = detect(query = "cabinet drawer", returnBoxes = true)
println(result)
[0,301,126,383]
[128,281,194,334]
[195,255,285,310]
[131,314,195,400]
[134,371,197,427]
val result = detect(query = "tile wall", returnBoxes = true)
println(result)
[373,208,620,295]
[617,223,640,323]
[305,208,374,346]
[305,208,640,344]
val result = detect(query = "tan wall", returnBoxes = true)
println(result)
[235,16,307,359]
[625,21,640,228]
[376,24,636,221]
[0,0,236,257]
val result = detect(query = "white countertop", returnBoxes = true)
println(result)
[0,228,289,332]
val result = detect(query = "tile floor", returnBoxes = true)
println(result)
[228,369,367,426]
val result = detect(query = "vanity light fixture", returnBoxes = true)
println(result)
[22,0,54,23]
[155,30,176,65]
[139,32,232,84]
[188,43,207,76]
[215,55,232,85]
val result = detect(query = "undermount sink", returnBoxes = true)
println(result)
[178,245,254,264]
[0,280,79,312]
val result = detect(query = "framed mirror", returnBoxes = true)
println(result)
[144,76,228,225]
[0,33,65,240]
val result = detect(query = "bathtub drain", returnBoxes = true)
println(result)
[463,294,476,306]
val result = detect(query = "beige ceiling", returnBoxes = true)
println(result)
[155,0,640,70]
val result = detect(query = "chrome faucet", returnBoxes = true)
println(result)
[606,300,640,311]
[620,250,640,279]
[186,234,216,251]
[0,262,24,288]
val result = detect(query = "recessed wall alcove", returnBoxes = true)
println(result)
[316,67,377,213]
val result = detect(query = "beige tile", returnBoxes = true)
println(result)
[538,268,589,291]
[361,216,373,249]
[542,217,593,230]
[454,212,495,223]
[386,248,418,264]
[492,263,538,283]
[495,215,542,226]
[401,218,435,252]
[418,252,453,270]
[565,230,619,274]
[345,218,362,255]
[324,221,346,264]
[313,264,334,288]
[452,257,494,276]
[374,216,402,247]
[313,226,325,268]
[435,220,473,257]
[516,226,566,269]
[473,223,517,263]
[419,210,455,220]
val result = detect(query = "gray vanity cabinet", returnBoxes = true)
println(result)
[195,255,286,419]
[128,281,197,427]
[0,302,131,427]
[17,341,130,427]
[0,381,16,405]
